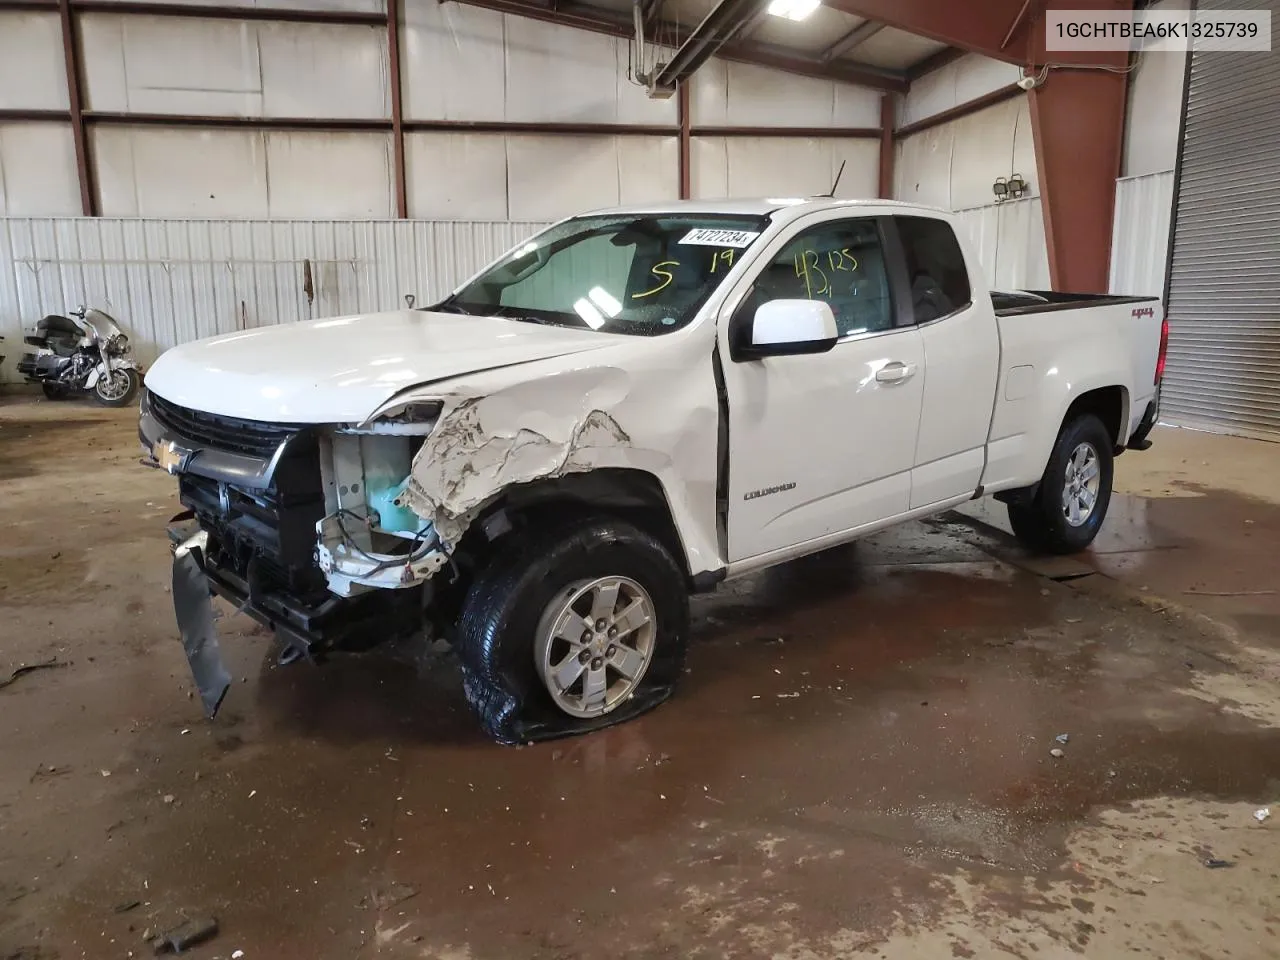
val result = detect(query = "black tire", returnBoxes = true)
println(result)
[1006,413,1114,555]
[94,368,140,407]
[41,382,68,401]
[455,516,689,745]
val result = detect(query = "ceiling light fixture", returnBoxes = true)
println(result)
[767,0,821,22]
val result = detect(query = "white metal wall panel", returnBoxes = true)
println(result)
[1163,0,1280,439]
[899,54,1019,128]
[691,136,878,199]
[79,15,387,118]
[1109,172,1174,296]
[401,1,506,122]
[405,133,509,220]
[83,0,386,10]
[92,128,394,218]
[506,135,678,221]
[0,124,82,217]
[691,60,880,128]
[0,217,549,381]
[264,133,395,218]
[94,127,270,217]
[506,20,674,126]
[257,22,390,119]
[1121,0,1189,177]
[895,97,1035,211]
[953,198,1051,292]
[0,12,69,111]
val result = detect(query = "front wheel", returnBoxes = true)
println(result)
[93,367,140,407]
[1007,413,1114,555]
[456,516,690,744]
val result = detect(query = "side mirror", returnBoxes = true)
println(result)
[738,299,839,360]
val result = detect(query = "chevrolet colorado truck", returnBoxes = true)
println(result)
[140,198,1166,743]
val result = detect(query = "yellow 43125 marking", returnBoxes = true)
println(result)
[794,247,860,299]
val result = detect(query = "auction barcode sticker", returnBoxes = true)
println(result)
[680,228,761,248]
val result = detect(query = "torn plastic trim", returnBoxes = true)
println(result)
[315,512,448,597]
[171,528,233,719]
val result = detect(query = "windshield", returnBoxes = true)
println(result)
[440,214,770,335]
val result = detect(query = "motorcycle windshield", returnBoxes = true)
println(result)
[80,309,123,341]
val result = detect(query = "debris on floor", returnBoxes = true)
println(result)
[1055,733,1070,744]
[1050,748,1066,759]
[1255,807,1271,823]
[151,916,219,954]
[1203,858,1234,869]
[0,658,67,691]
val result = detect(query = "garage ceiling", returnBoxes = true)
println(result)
[455,0,960,92]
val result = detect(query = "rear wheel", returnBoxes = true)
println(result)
[456,516,689,744]
[1006,413,1114,555]
[94,368,139,407]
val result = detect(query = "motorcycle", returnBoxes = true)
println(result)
[17,306,142,407]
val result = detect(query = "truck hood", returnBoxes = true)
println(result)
[143,310,620,422]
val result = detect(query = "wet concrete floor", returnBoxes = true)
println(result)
[1,399,1278,959]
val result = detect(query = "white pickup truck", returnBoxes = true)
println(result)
[140,198,1166,743]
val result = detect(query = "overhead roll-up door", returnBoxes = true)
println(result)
[1164,0,1280,440]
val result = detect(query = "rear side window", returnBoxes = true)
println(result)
[895,216,971,323]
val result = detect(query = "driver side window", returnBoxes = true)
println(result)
[750,218,894,337]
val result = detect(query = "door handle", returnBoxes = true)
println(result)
[875,361,917,384]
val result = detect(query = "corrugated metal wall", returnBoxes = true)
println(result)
[1110,172,1175,296]
[1163,0,1280,440]
[953,197,1051,291]
[0,217,547,379]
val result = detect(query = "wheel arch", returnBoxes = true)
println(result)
[459,468,712,590]
[1062,384,1130,452]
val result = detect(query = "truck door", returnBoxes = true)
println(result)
[719,215,925,563]
[890,216,1001,508]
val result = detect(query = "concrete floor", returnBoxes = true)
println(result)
[1,397,1278,960]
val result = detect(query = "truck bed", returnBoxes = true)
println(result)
[992,290,1160,316]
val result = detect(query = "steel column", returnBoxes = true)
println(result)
[1029,69,1128,292]
[56,0,95,216]
[678,81,691,200]
[878,94,894,199]
[387,0,408,219]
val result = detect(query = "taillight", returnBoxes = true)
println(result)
[1155,316,1169,385]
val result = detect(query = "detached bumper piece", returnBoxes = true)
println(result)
[172,531,233,718]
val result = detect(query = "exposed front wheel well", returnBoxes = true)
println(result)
[451,468,691,582]
[1063,385,1129,451]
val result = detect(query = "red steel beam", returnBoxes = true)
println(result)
[71,1,386,25]
[57,0,95,216]
[1029,69,1128,292]
[878,93,893,198]
[893,83,1023,137]
[387,0,407,218]
[0,108,72,122]
[689,125,880,137]
[678,81,691,199]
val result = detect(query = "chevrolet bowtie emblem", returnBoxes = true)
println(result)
[154,440,189,475]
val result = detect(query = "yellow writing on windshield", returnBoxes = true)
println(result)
[632,261,678,299]
[708,249,736,273]
[794,247,860,299]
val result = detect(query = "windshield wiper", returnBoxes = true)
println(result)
[434,299,472,315]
